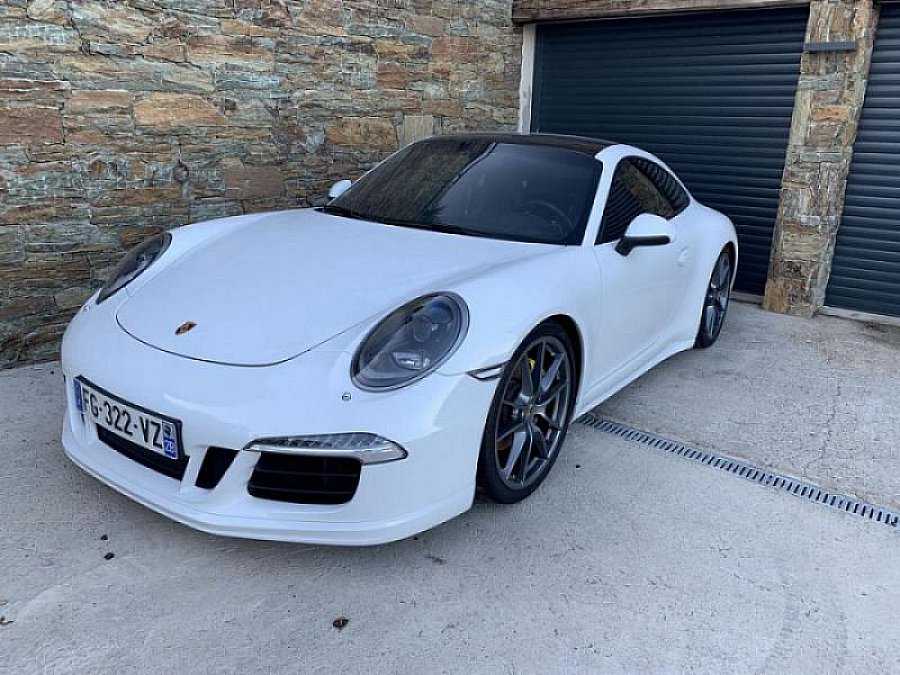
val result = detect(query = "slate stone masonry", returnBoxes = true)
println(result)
[764,0,877,316]
[0,0,521,367]
[1,0,885,367]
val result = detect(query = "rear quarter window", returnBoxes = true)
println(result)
[630,157,690,215]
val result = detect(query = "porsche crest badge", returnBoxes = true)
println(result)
[175,321,197,336]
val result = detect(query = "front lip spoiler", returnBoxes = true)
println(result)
[62,421,472,546]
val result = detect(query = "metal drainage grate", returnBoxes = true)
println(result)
[578,414,900,530]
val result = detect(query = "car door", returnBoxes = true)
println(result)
[633,156,696,311]
[590,157,692,378]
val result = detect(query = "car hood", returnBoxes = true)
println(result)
[116,209,550,366]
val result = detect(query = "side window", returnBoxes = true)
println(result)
[630,157,690,215]
[597,166,645,244]
[597,158,688,245]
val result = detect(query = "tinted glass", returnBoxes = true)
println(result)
[630,157,690,214]
[327,137,603,245]
[597,171,644,244]
[598,158,686,244]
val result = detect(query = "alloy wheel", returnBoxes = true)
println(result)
[702,252,732,341]
[493,335,573,489]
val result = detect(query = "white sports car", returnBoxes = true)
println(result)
[61,133,737,545]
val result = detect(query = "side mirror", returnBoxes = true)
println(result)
[615,213,673,256]
[328,179,352,200]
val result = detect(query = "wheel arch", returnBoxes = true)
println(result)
[539,313,585,407]
[723,241,737,285]
[476,312,584,502]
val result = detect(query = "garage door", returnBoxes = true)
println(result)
[531,8,808,294]
[825,5,900,317]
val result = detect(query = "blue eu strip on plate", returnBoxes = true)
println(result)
[74,380,84,413]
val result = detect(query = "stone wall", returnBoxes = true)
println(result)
[0,0,521,367]
[763,0,877,316]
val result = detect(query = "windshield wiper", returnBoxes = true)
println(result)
[321,204,367,220]
[321,207,473,237]
[381,220,473,236]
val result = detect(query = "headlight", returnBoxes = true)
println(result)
[97,233,171,304]
[352,293,469,390]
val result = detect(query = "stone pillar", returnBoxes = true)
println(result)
[763,0,878,316]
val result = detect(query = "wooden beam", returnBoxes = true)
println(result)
[512,0,810,24]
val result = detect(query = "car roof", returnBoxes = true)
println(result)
[425,132,616,156]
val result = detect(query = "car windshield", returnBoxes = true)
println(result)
[324,137,603,245]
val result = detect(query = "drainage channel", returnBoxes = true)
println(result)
[578,413,900,530]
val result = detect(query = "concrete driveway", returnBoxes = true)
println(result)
[2,303,899,673]
[599,301,900,509]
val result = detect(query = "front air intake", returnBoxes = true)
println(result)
[247,453,361,505]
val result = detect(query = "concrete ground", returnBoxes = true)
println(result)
[2,303,899,673]
[599,301,900,509]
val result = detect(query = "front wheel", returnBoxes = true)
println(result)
[477,323,576,504]
[694,249,732,349]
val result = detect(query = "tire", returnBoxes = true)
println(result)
[476,322,577,504]
[694,248,733,349]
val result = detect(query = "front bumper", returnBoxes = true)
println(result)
[60,300,495,546]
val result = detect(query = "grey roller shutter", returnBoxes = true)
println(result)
[825,5,900,317]
[531,8,808,294]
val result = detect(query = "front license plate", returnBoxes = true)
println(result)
[75,378,182,460]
